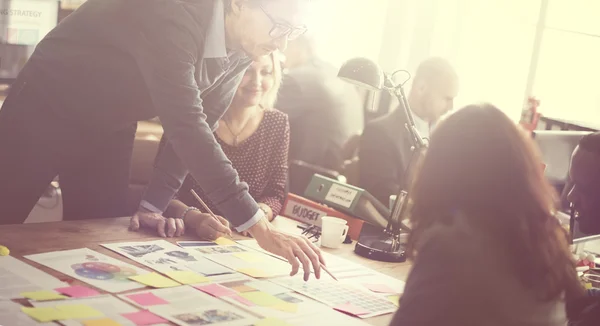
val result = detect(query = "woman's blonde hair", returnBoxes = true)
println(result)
[406,103,582,301]
[261,51,284,109]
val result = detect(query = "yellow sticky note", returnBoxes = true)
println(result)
[21,307,66,322]
[387,295,400,307]
[233,252,265,263]
[0,245,9,256]
[237,268,274,278]
[214,237,236,245]
[585,283,593,289]
[165,271,211,285]
[56,304,104,319]
[20,290,68,301]
[129,272,181,288]
[83,318,123,326]
[255,317,293,326]
[240,291,284,307]
[271,302,298,313]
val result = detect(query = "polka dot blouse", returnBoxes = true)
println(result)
[178,108,290,218]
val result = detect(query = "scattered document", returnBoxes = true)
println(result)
[0,255,67,299]
[30,294,141,326]
[0,300,55,326]
[25,248,148,293]
[102,240,234,276]
[118,285,222,310]
[150,303,260,326]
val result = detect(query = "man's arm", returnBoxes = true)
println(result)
[358,124,402,205]
[137,18,261,231]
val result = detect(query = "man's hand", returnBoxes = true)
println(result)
[129,209,184,238]
[185,211,232,240]
[249,218,325,281]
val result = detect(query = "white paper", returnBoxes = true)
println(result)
[102,240,236,276]
[0,0,59,45]
[24,248,148,293]
[324,184,358,208]
[271,278,397,318]
[0,255,68,299]
[151,303,260,326]
[0,300,56,326]
[118,285,222,310]
[283,309,372,326]
[31,294,140,326]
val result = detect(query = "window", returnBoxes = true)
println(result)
[532,0,600,124]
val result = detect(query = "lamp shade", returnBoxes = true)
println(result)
[337,57,384,91]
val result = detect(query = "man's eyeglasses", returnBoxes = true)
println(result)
[260,5,307,40]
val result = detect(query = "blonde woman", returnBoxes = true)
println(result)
[146,52,289,239]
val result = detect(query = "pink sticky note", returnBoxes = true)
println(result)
[193,283,237,297]
[125,292,169,307]
[363,283,399,294]
[55,285,100,298]
[230,294,255,307]
[122,310,168,326]
[333,302,370,317]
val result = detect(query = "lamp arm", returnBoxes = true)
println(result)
[382,73,428,241]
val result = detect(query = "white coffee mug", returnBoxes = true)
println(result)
[320,216,349,249]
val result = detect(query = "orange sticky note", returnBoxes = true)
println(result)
[83,318,123,326]
[164,271,210,285]
[129,273,180,288]
[214,237,237,245]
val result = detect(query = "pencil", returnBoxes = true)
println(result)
[190,189,217,217]
[321,263,338,281]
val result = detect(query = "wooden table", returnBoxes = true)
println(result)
[0,216,411,325]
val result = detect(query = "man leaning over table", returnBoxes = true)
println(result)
[0,0,323,281]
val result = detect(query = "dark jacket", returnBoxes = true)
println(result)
[20,0,259,227]
[277,59,364,170]
[358,108,413,205]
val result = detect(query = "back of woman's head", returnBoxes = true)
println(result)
[407,103,579,300]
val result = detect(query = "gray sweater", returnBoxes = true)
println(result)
[390,214,567,326]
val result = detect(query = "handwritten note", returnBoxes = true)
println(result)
[164,271,210,285]
[20,290,67,301]
[129,273,180,288]
[324,184,358,208]
[55,285,101,298]
[214,237,236,245]
[125,292,169,306]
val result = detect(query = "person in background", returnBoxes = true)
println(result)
[359,57,458,205]
[0,0,323,281]
[276,35,364,171]
[146,53,289,240]
[564,132,600,235]
[391,104,584,326]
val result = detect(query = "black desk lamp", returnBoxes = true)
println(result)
[338,57,427,262]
